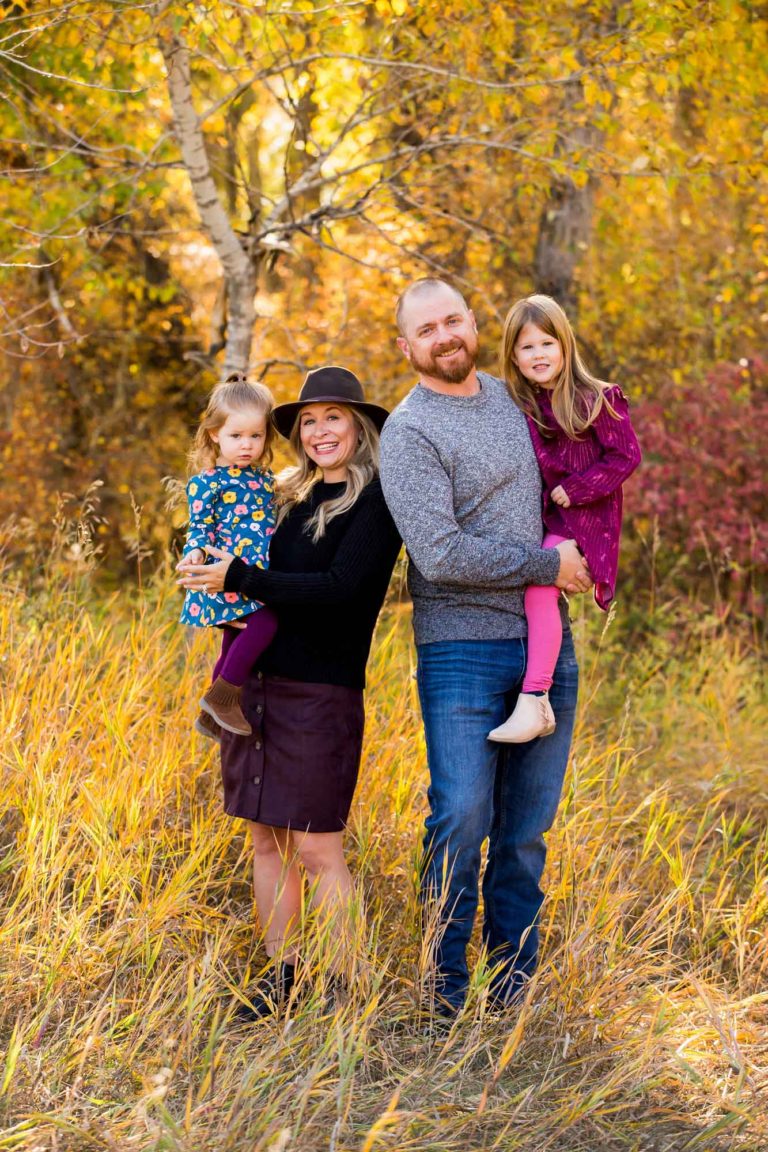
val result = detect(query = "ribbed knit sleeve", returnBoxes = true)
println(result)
[224,481,400,606]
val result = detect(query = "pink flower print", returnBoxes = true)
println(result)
[235,504,248,514]
[189,602,201,617]
[248,481,258,490]
[192,499,204,513]
[224,592,239,603]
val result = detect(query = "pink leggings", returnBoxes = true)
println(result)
[523,532,567,693]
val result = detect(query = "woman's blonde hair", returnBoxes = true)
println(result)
[276,405,380,541]
[500,294,617,439]
[188,372,276,474]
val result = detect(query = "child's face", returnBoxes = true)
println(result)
[211,407,268,468]
[513,322,563,389]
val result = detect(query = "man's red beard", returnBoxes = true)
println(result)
[408,335,479,384]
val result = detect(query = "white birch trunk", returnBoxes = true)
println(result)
[158,31,256,375]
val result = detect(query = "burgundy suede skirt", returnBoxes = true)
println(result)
[219,672,365,833]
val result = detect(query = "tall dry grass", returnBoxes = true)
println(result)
[0,561,766,1151]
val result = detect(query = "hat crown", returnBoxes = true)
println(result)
[299,366,364,405]
[270,364,390,439]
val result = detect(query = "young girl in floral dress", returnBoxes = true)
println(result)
[490,294,641,743]
[179,373,278,738]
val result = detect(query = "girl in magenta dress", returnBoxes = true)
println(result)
[178,374,278,739]
[489,294,641,743]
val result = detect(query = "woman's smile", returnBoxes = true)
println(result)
[299,403,358,480]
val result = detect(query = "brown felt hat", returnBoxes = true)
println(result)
[271,365,390,439]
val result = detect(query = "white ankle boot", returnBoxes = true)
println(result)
[488,692,556,743]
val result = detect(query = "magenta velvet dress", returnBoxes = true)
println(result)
[526,385,641,609]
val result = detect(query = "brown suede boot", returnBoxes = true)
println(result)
[194,710,222,744]
[200,677,252,736]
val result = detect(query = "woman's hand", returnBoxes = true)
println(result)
[551,485,571,508]
[176,545,235,594]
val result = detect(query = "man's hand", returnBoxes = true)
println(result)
[554,539,592,593]
[551,485,571,508]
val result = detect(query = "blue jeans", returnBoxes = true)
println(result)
[416,631,579,1007]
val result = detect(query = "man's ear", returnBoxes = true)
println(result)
[469,309,478,334]
[396,336,411,361]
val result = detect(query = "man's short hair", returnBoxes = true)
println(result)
[395,278,469,336]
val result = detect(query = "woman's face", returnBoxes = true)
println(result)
[298,403,358,481]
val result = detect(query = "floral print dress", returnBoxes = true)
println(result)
[179,465,276,628]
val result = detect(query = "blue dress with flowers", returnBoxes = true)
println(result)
[179,465,276,628]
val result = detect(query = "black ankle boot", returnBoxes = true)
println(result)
[235,962,296,1021]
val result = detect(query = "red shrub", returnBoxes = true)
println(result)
[626,357,768,597]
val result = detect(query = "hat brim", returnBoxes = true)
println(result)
[271,395,390,440]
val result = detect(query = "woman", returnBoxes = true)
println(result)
[177,365,400,1016]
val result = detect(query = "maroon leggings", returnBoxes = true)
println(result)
[211,609,278,686]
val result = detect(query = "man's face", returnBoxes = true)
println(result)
[398,286,479,385]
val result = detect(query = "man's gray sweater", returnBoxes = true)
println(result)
[379,371,562,645]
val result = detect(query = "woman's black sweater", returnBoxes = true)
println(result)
[223,477,401,689]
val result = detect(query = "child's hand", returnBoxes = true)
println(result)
[177,545,234,595]
[551,486,571,508]
[177,548,205,571]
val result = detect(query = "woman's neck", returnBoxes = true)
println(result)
[320,466,349,484]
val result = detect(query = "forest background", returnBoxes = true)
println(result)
[0,2,767,1150]
[1,0,766,611]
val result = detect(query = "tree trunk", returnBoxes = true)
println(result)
[533,73,602,318]
[533,171,592,316]
[158,27,256,375]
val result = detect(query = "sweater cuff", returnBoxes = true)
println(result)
[533,547,561,587]
[224,556,250,593]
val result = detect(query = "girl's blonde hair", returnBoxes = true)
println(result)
[188,372,276,473]
[500,294,617,439]
[276,405,380,542]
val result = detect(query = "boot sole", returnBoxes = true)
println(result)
[193,716,222,743]
[488,724,556,743]
[199,698,252,736]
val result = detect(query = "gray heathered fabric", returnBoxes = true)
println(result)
[379,371,562,645]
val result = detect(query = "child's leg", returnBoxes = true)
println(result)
[201,611,278,737]
[488,533,568,744]
[522,533,567,693]
[218,608,278,686]
[195,631,246,737]
[211,625,238,682]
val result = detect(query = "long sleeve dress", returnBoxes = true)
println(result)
[179,464,275,628]
[526,386,641,609]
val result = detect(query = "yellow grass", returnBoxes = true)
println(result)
[0,569,766,1151]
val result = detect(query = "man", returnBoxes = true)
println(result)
[379,278,590,1014]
